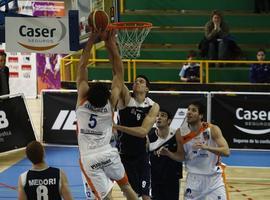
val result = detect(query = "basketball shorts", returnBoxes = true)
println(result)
[121,153,151,197]
[80,145,128,200]
[184,172,226,200]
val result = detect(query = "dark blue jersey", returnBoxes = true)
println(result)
[117,97,155,156]
[21,167,62,200]
[148,128,183,183]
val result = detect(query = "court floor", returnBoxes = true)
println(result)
[0,146,270,199]
[0,98,269,200]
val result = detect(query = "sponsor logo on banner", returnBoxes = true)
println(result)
[170,108,187,130]
[21,64,32,70]
[234,107,270,135]
[8,57,19,63]
[23,72,31,78]
[6,17,70,53]
[51,110,76,130]
[9,72,19,78]
[0,111,9,129]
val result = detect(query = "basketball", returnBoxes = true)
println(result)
[88,10,109,31]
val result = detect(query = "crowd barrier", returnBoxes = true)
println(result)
[41,90,270,150]
[0,93,36,153]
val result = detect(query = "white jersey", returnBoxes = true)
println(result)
[182,123,221,175]
[76,100,113,156]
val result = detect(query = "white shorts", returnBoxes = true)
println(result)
[184,172,226,200]
[80,146,128,200]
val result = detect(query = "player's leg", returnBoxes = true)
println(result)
[138,153,151,200]
[206,173,227,200]
[120,154,140,195]
[104,148,138,200]
[207,185,227,200]
[184,173,204,200]
[80,155,114,200]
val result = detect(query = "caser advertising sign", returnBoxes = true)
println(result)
[211,93,270,149]
[5,17,70,53]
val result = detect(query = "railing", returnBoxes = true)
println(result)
[60,53,270,84]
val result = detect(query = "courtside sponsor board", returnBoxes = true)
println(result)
[0,95,36,153]
[5,17,70,53]
[211,93,270,149]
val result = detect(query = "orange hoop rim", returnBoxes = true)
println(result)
[108,21,152,29]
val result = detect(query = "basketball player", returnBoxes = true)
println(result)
[158,102,230,200]
[76,30,138,200]
[17,141,73,200]
[148,109,182,200]
[113,74,159,199]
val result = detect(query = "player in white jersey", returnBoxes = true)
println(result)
[76,30,138,200]
[158,101,230,200]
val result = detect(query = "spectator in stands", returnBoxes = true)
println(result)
[0,51,10,96]
[179,50,200,82]
[204,10,230,61]
[249,49,270,83]
[254,0,270,13]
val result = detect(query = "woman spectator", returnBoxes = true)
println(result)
[204,10,230,61]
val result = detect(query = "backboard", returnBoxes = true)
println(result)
[69,0,119,51]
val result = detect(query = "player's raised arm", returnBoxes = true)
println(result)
[76,31,99,106]
[105,30,125,108]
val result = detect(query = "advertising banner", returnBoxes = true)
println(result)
[211,92,270,149]
[5,17,70,53]
[42,90,208,145]
[42,90,77,145]
[36,53,63,94]
[0,44,37,98]
[33,1,66,94]
[0,94,36,153]
[32,0,65,17]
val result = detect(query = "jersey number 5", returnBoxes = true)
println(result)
[88,114,97,128]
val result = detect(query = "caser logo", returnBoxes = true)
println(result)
[18,20,66,51]
[0,111,9,129]
[52,110,76,131]
[234,108,270,135]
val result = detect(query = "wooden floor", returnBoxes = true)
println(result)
[1,98,269,200]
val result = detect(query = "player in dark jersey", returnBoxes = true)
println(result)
[114,75,159,200]
[148,109,183,200]
[18,141,73,200]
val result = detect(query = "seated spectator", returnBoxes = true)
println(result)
[179,50,200,82]
[198,10,242,62]
[204,10,230,60]
[249,49,270,83]
[254,0,270,13]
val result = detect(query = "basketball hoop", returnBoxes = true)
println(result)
[108,22,152,59]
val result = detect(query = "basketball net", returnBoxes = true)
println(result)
[109,22,152,59]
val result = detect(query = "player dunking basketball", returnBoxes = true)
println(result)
[158,101,230,200]
[76,30,138,200]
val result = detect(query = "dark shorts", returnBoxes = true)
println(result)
[152,179,180,200]
[120,153,151,197]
